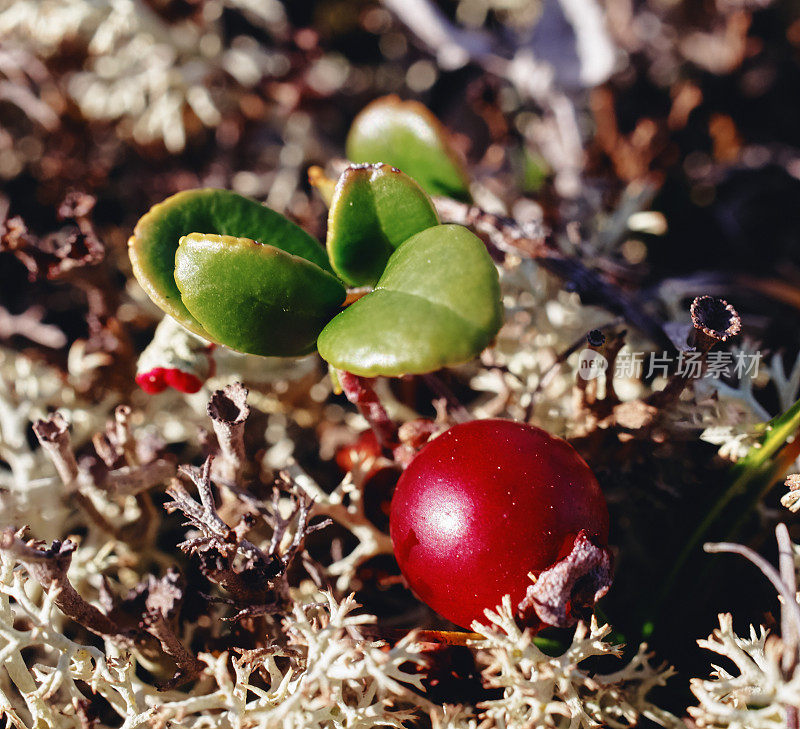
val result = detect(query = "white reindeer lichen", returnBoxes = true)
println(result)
[0,549,426,729]
[688,614,800,729]
[469,595,682,729]
[0,0,287,151]
[688,525,800,729]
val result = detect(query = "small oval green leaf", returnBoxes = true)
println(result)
[346,96,471,202]
[129,188,331,334]
[175,234,346,357]
[317,224,502,376]
[326,163,440,287]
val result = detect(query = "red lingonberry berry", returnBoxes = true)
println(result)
[135,367,168,394]
[390,419,609,629]
[163,368,203,394]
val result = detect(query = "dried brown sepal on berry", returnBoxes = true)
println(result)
[517,530,613,629]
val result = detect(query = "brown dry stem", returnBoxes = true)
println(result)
[0,529,125,640]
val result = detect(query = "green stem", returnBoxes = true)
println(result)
[644,396,800,637]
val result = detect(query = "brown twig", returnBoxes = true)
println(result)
[35,411,173,544]
[0,529,125,640]
[137,570,204,688]
[165,457,327,614]
[359,626,483,647]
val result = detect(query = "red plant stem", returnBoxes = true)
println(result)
[338,371,398,450]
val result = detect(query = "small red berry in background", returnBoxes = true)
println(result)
[135,317,215,395]
[136,367,204,394]
[335,429,384,475]
[162,367,204,394]
[135,367,168,394]
[390,419,610,630]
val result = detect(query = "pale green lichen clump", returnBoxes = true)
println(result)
[470,598,682,729]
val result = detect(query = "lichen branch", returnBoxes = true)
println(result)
[207,382,250,483]
[0,528,125,640]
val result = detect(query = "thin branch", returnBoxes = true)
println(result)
[0,529,125,640]
[704,540,800,649]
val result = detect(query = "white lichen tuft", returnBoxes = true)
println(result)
[267,591,427,728]
[469,595,681,729]
[0,346,112,540]
[288,460,395,590]
[0,0,288,151]
[0,550,426,729]
[470,257,616,435]
[688,614,800,729]
[689,526,800,729]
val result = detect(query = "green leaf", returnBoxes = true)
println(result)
[129,188,332,334]
[174,233,346,357]
[346,96,472,202]
[317,224,502,376]
[326,163,440,287]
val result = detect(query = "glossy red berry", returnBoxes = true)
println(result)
[135,367,168,394]
[390,419,609,629]
[163,367,204,394]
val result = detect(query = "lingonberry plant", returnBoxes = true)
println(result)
[390,419,611,630]
[129,160,501,378]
